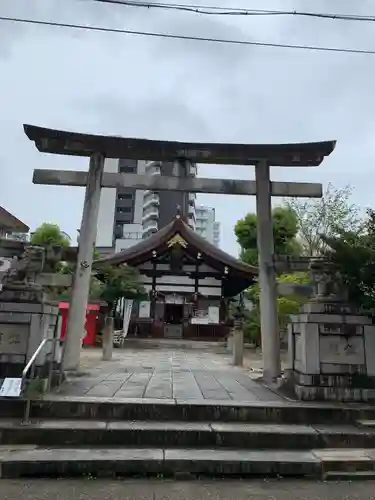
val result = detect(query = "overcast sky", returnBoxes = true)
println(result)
[0,0,374,256]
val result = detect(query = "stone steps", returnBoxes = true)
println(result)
[3,397,375,424]
[1,420,375,450]
[1,446,375,479]
[2,397,375,479]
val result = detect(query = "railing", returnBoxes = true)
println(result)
[22,338,49,423]
[0,309,64,423]
[22,332,62,423]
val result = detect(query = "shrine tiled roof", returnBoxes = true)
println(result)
[93,216,257,280]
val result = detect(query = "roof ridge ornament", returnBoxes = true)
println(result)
[167,234,188,248]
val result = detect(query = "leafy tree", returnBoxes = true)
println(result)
[286,183,361,257]
[323,209,375,313]
[97,264,146,314]
[235,206,300,266]
[30,223,71,248]
[243,272,310,344]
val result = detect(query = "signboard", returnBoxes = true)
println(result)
[191,306,219,325]
[123,299,133,336]
[0,378,22,397]
[139,301,151,319]
[208,306,220,324]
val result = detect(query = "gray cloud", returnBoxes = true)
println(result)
[0,0,374,255]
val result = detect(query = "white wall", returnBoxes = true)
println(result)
[196,205,216,244]
[114,223,143,252]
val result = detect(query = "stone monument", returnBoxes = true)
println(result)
[286,258,375,402]
[0,245,61,383]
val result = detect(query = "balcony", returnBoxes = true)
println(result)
[143,194,160,210]
[142,208,159,223]
[142,222,158,239]
[2,232,29,242]
[188,208,196,222]
[145,162,161,176]
[188,214,196,231]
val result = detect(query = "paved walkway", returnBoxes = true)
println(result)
[56,346,283,402]
[1,479,374,500]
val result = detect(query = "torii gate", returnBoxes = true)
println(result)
[24,124,335,381]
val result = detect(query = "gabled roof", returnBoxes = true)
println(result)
[0,206,29,232]
[94,216,257,283]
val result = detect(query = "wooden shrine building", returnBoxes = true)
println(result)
[95,214,257,340]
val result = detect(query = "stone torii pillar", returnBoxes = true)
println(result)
[24,124,336,379]
[255,160,280,380]
[63,153,105,371]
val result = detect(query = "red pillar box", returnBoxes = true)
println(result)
[59,302,100,345]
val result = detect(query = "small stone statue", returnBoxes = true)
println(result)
[309,257,347,302]
[2,246,45,288]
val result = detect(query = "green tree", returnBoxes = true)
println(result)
[323,208,375,313]
[30,223,71,248]
[97,264,146,314]
[286,183,361,257]
[243,272,310,345]
[235,206,300,266]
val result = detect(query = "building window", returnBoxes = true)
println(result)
[117,207,132,213]
[117,193,133,200]
[114,224,123,238]
[119,166,136,173]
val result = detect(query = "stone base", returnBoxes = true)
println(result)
[0,295,60,380]
[287,370,375,402]
[0,282,46,303]
[293,383,375,402]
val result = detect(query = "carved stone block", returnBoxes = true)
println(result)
[0,324,28,355]
[319,336,365,365]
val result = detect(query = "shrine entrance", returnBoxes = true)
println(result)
[25,123,336,381]
[94,215,257,342]
[165,303,183,326]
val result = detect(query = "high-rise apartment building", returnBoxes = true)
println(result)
[96,159,197,251]
[195,205,221,248]
[142,161,196,239]
[96,160,221,251]
[96,158,145,253]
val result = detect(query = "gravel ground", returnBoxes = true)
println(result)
[0,479,375,500]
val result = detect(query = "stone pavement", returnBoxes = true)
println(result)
[56,346,283,402]
[1,479,374,500]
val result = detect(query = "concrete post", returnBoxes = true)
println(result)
[255,160,281,381]
[102,316,114,361]
[62,153,105,371]
[227,331,234,353]
[232,326,244,367]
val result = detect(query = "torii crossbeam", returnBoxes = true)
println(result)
[24,124,336,381]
